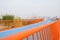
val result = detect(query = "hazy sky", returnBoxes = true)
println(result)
[0,0,60,18]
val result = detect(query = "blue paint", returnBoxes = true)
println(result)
[0,20,53,38]
[29,35,33,40]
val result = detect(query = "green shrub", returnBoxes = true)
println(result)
[2,14,14,20]
[2,14,14,28]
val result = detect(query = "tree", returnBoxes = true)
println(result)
[2,14,14,28]
[2,14,14,20]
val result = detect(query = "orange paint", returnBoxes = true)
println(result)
[0,20,60,40]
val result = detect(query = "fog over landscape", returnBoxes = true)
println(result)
[0,0,60,18]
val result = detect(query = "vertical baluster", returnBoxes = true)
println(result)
[46,27,50,40]
[40,30,43,40]
[44,27,48,40]
[41,28,45,40]
[45,28,47,40]
[36,32,40,40]
[46,26,53,40]
[36,32,39,40]
[26,36,30,40]
[38,32,40,40]
[47,26,51,40]
[44,27,47,40]
[44,27,49,40]
[43,29,45,40]
[32,34,35,40]
[43,28,45,40]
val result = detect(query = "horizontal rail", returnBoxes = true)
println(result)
[0,20,60,40]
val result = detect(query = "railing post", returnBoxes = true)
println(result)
[32,34,35,40]
[50,20,60,40]
[26,36,30,40]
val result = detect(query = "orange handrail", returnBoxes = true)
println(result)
[0,20,60,40]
